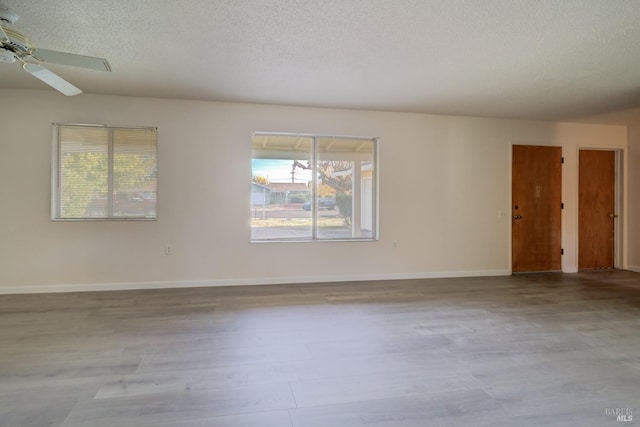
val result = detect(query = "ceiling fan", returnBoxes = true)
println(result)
[0,3,111,96]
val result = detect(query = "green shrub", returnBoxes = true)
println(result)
[336,193,352,225]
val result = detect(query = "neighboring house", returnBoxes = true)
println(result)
[251,182,271,206]
[251,182,310,205]
[266,182,310,204]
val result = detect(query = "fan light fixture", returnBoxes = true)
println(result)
[0,3,111,96]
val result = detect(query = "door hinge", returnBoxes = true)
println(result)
[561,248,564,255]
[561,157,564,163]
[561,203,564,209]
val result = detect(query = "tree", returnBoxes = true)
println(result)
[318,183,336,197]
[291,159,354,225]
[318,160,353,225]
[317,161,352,193]
[114,153,156,191]
[61,152,156,218]
[252,174,269,185]
[61,152,108,218]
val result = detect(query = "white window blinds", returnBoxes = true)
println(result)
[52,124,158,220]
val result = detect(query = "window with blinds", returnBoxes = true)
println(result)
[52,124,158,220]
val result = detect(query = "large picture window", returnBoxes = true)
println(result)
[52,124,158,220]
[251,132,377,241]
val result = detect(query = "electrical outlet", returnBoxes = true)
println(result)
[164,245,173,255]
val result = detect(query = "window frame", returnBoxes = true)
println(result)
[251,131,379,242]
[51,123,158,221]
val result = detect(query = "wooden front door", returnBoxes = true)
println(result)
[512,145,562,272]
[579,150,615,269]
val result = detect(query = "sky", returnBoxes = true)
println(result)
[252,159,312,183]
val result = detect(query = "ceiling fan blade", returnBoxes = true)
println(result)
[23,63,82,96]
[0,25,8,44]
[30,48,111,72]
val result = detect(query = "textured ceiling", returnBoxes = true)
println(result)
[1,0,640,121]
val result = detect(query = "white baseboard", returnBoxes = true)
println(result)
[627,265,640,273]
[0,269,511,295]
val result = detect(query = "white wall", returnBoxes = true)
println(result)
[628,124,640,271]
[0,89,629,292]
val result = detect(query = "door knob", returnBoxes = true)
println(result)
[513,214,522,220]
[609,213,619,219]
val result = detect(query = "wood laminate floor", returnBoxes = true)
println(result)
[1,271,640,426]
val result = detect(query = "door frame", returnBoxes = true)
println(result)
[576,147,624,269]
